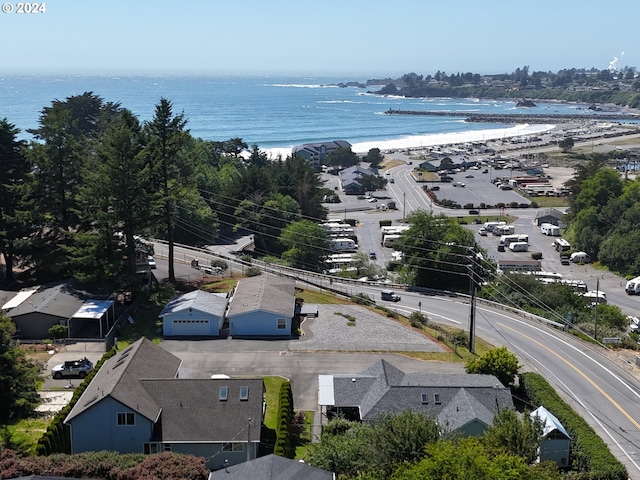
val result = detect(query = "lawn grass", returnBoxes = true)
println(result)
[296,288,351,305]
[294,411,315,459]
[6,417,51,455]
[262,376,288,430]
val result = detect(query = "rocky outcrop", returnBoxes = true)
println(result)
[516,99,537,108]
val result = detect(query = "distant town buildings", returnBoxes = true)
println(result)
[292,140,351,170]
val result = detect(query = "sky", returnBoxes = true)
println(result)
[1,0,637,78]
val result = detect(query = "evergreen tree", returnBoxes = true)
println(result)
[144,98,190,284]
[0,119,31,282]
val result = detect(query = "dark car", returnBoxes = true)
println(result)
[369,252,377,260]
[560,255,570,265]
[497,244,506,252]
[468,209,479,215]
[430,186,440,191]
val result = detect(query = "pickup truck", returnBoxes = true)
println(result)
[52,357,94,379]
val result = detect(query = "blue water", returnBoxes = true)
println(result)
[0,75,601,149]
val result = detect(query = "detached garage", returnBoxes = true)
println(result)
[160,290,228,337]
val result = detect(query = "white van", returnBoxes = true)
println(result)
[570,251,591,263]
[508,242,529,252]
[484,221,506,233]
[625,276,640,295]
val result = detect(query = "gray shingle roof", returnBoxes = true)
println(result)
[6,279,94,319]
[330,359,513,423]
[208,454,334,480]
[65,337,182,423]
[159,289,228,317]
[141,378,264,442]
[227,275,295,317]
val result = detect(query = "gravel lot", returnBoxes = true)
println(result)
[290,304,446,353]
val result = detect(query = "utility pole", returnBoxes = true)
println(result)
[594,279,599,341]
[247,418,252,462]
[468,244,478,354]
[402,192,406,222]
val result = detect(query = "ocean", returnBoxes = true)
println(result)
[0,74,599,155]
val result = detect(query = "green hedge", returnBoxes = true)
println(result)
[519,372,627,480]
[36,347,117,455]
[273,381,294,459]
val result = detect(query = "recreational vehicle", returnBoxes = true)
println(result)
[508,242,529,252]
[540,223,561,236]
[553,238,571,252]
[329,238,357,252]
[626,276,640,295]
[570,251,591,264]
[382,234,402,248]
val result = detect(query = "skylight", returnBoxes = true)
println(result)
[219,386,229,401]
[240,386,249,401]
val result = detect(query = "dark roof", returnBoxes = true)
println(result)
[65,337,182,423]
[159,289,228,317]
[6,279,95,319]
[329,359,513,423]
[208,454,334,480]
[227,275,295,318]
[292,140,351,155]
[338,165,377,187]
[534,208,564,220]
[141,378,264,442]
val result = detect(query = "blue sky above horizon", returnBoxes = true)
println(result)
[1,0,637,78]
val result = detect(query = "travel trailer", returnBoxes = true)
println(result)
[540,223,561,236]
[626,276,640,295]
[570,251,591,264]
[329,238,357,252]
[508,242,529,252]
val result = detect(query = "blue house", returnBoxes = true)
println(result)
[227,275,296,337]
[64,338,264,470]
[159,289,228,337]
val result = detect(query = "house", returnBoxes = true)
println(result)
[531,406,571,467]
[292,140,352,170]
[159,289,228,337]
[416,160,438,172]
[2,280,112,340]
[227,275,296,337]
[64,337,264,471]
[534,208,566,227]
[208,454,335,479]
[318,359,513,436]
[338,165,378,195]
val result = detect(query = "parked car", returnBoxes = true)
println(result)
[560,255,570,265]
[478,228,488,236]
[52,358,94,379]
[468,209,479,215]
[389,178,395,183]
[369,252,377,260]
[147,256,157,269]
[367,197,377,203]
[465,174,474,178]
[430,186,440,191]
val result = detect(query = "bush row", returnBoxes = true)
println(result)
[518,372,627,480]
[36,347,118,455]
[273,381,295,458]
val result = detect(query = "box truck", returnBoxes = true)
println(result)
[626,276,640,295]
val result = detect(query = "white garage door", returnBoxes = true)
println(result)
[172,319,210,336]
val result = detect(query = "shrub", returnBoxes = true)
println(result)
[531,252,543,260]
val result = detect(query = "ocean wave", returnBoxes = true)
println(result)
[269,83,337,89]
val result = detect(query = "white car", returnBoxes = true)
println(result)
[478,228,488,236]
[147,256,157,269]
[367,197,377,203]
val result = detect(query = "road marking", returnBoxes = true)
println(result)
[498,321,640,431]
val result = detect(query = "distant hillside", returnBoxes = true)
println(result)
[364,67,640,108]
